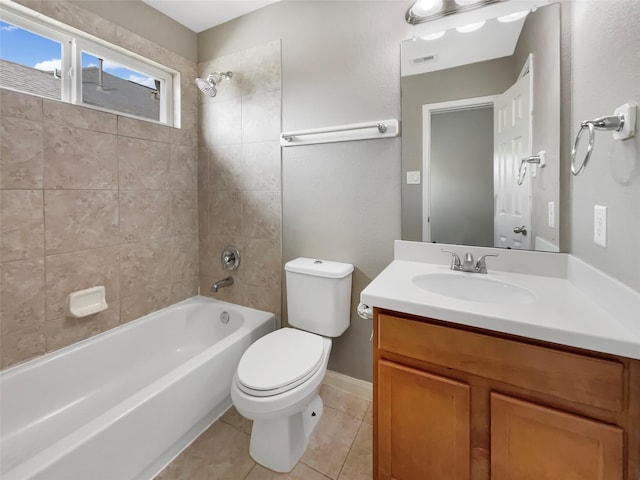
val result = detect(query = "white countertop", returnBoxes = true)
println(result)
[360,242,640,360]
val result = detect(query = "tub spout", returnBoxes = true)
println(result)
[211,276,234,293]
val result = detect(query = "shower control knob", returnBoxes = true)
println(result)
[221,246,240,271]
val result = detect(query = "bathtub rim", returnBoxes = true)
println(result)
[0,295,275,379]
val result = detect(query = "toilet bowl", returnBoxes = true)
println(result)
[231,329,331,472]
[230,257,353,473]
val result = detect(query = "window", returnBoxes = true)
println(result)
[0,4,177,125]
[78,51,165,122]
[0,13,71,101]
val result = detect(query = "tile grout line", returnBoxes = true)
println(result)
[299,458,335,480]
[335,416,366,480]
[241,463,258,480]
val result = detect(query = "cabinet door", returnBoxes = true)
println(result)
[491,393,623,480]
[378,360,470,480]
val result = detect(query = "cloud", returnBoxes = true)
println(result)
[1,25,18,32]
[127,74,156,89]
[34,58,62,71]
[102,59,124,72]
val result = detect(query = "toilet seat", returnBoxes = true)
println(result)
[236,328,324,397]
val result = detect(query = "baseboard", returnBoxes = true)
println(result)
[323,370,373,401]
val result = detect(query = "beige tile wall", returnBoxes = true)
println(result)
[0,0,199,369]
[198,40,282,317]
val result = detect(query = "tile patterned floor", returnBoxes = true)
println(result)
[155,383,373,480]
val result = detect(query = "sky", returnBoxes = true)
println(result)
[0,20,156,88]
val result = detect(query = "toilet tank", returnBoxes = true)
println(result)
[285,257,354,337]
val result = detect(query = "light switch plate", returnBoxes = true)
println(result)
[406,171,421,185]
[594,205,607,247]
[548,201,555,228]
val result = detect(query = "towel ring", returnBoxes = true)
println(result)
[516,151,546,185]
[570,121,596,176]
[571,110,634,176]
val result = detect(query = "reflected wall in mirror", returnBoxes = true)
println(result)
[401,2,561,252]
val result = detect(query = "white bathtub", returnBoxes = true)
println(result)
[0,296,275,480]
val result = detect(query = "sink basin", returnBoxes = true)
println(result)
[412,273,536,305]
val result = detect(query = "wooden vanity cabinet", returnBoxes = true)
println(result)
[373,309,640,480]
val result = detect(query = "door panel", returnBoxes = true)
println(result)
[378,360,470,480]
[494,71,532,249]
[491,393,623,480]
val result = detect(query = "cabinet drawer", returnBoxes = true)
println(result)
[378,313,624,412]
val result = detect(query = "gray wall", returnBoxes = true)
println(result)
[72,0,198,62]
[401,57,515,240]
[196,0,640,383]
[199,1,409,381]
[430,107,494,247]
[513,3,561,250]
[570,0,640,292]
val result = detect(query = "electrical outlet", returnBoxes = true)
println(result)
[406,171,421,185]
[594,205,607,247]
[548,202,555,228]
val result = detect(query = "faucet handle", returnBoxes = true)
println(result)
[441,249,462,270]
[476,253,499,274]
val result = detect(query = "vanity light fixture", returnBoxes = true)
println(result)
[406,0,504,25]
[497,10,530,22]
[456,20,486,32]
[413,0,444,17]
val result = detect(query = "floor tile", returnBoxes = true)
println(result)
[155,379,374,480]
[319,384,370,420]
[221,405,253,435]
[154,451,205,480]
[193,422,255,477]
[363,403,373,425]
[338,422,373,480]
[301,405,362,479]
[245,462,332,479]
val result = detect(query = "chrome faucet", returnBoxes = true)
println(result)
[211,276,234,292]
[442,249,498,274]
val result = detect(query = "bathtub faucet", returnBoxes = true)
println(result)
[211,276,234,293]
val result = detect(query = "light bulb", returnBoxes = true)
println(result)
[456,21,486,33]
[412,0,444,16]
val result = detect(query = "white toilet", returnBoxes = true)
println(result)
[231,257,354,473]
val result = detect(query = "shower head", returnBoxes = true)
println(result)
[195,71,233,97]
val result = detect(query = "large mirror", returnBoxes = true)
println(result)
[401,2,561,252]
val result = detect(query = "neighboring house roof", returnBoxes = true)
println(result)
[0,59,159,121]
[0,58,61,99]
[82,67,159,120]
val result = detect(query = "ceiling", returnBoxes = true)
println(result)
[141,0,281,33]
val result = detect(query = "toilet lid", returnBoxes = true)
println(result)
[236,328,324,396]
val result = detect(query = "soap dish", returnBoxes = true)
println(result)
[67,286,108,318]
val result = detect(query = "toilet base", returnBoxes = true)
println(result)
[249,394,324,473]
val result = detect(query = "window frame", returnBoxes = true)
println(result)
[0,2,178,126]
